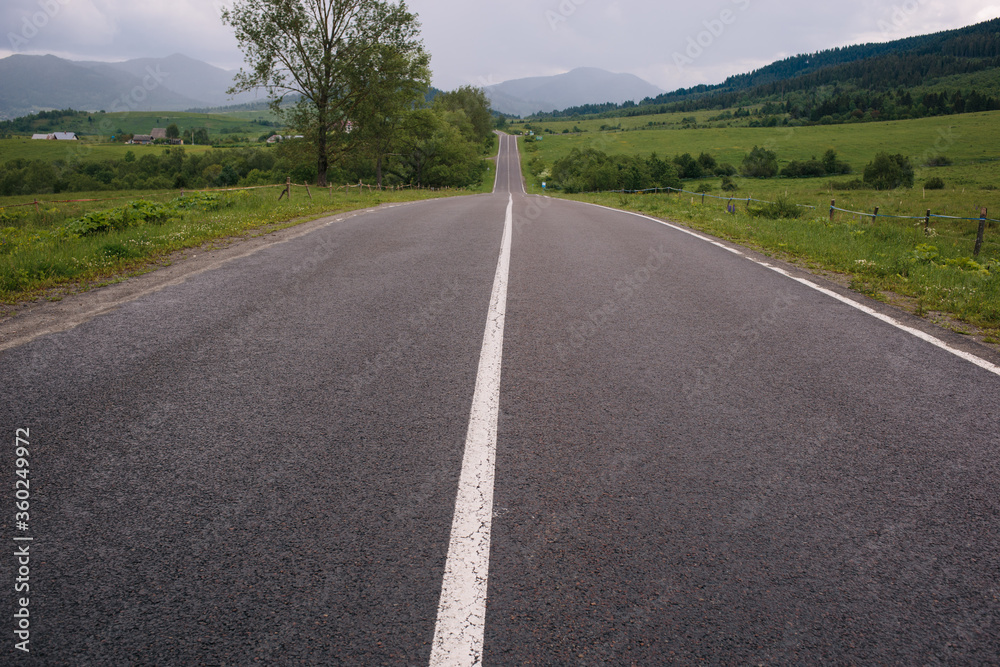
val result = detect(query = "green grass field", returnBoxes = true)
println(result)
[0,139,218,163]
[0,188,451,309]
[1,109,281,143]
[519,111,1000,221]
[515,111,1000,340]
[0,149,495,308]
[518,112,999,173]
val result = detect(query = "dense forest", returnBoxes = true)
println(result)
[532,19,1000,124]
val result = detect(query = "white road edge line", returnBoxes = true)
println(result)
[580,201,1000,379]
[430,193,513,667]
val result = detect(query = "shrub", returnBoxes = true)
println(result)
[831,178,868,191]
[747,196,803,219]
[62,200,173,237]
[863,153,914,190]
[924,177,946,190]
[781,159,827,178]
[550,148,679,193]
[673,153,705,179]
[696,152,718,173]
[910,243,940,262]
[740,146,779,178]
[822,149,852,175]
[721,175,738,192]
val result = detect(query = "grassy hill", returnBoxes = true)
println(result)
[516,111,1000,222]
[516,112,999,171]
[531,18,1000,122]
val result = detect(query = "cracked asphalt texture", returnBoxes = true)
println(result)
[3,135,1000,664]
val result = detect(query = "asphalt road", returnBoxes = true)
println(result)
[2,134,1000,665]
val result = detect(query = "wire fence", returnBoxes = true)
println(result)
[0,178,431,212]
[583,185,997,256]
[590,185,1000,224]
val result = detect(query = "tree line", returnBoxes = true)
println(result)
[539,146,920,194]
[0,89,493,197]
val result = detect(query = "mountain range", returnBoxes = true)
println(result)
[0,53,661,121]
[2,17,998,122]
[484,67,664,117]
[0,53,265,120]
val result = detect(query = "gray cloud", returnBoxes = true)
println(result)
[1,0,996,91]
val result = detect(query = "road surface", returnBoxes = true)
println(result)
[2,134,999,664]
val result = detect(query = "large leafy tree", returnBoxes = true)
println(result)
[222,0,428,187]
[351,45,430,188]
[432,86,494,148]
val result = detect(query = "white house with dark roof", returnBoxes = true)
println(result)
[31,132,77,140]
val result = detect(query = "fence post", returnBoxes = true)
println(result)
[701,192,706,205]
[304,182,312,200]
[829,199,835,222]
[278,177,291,201]
[974,208,987,256]
[924,209,931,236]
[872,206,879,223]
[33,199,39,214]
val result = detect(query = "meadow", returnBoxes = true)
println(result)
[0,137,217,163]
[515,111,1000,341]
[0,153,496,309]
[1,109,280,142]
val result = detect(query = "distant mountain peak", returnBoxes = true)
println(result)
[485,68,663,117]
[0,53,260,119]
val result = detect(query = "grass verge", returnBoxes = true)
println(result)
[0,185,472,310]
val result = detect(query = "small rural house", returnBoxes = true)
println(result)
[266,134,306,144]
[31,132,77,140]
[151,128,168,141]
[130,135,153,145]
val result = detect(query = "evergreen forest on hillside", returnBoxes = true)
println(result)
[532,19,1000,124]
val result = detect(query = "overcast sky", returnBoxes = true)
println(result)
[3,0,998,92]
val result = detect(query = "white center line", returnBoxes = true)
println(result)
[430,193,513,667]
